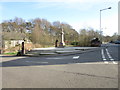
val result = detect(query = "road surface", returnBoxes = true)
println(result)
[1,43,119,88]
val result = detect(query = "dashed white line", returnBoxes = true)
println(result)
[101,49,105,59]
[26,61,31,62]
[73,56,79,59]
[103,58,107,61]
[101,49,109,64]
[106,48,117,64]
[110,58,114,61]
[76,63,80,64]
[46,58,63,60]
[104,61,109,64]
[106,49,112,59]
[25,61,48,64]
[101,48,118,64]
[112,61,117,64]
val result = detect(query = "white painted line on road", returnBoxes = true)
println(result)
[26,61,31,62]
[76,63,80,64]
[36,62,48,64]
[105,49,117,64]
[25,60,48,64]
[103,59,107,61]
[101,49,105,59]
[104,61,109,64]
[46,57,63,60]
[110,58,114,61]
[106,49,112,59]
[33,64,66,67]
[73,56,79,59]
[112,61,118,64]
[68,63,74,64]
[101,49,109,64]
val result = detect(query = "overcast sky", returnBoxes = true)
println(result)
[0,0,118,36]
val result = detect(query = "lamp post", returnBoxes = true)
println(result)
[100,7,111,43]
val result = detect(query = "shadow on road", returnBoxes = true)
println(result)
[1,45,119,67]
[1,54,119,67]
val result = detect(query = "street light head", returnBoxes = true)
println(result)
[100,7,112,11]
[108,7,112,9]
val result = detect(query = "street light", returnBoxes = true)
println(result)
[100,7,111,43]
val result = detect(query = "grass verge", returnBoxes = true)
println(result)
[3,52,17,55]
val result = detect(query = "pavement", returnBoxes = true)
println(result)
[26,46,100,56]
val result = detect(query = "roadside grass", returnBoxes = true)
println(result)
[3,52,17,55]
[65,45,74,47]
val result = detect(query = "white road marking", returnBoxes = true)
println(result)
[36,62,48,64]
[103,59,107,61]
[73,56,79,59]
[76,63,80,64]
[110,58,114,61]
[112,61,118,64]
[46,58,63,60]
[105,48,117,64]
[26,61,31,62]
[106,49,112,59]
[101,49,109,64]
[104,61,109,64]
[25,61,48,64]
[101,49,105,59]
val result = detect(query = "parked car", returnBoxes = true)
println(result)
[109,41,114,43]
[90,38,101,47]
[114,40,120,44]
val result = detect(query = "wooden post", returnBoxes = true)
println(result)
[21,42,24,55]
[55,40,58,47]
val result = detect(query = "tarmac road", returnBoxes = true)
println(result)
[1,44,119,88]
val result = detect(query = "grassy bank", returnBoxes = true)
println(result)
[3,52,17,55]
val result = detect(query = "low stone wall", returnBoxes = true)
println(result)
[3,42,34,53]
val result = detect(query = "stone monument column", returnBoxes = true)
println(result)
[61,28,65,46]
